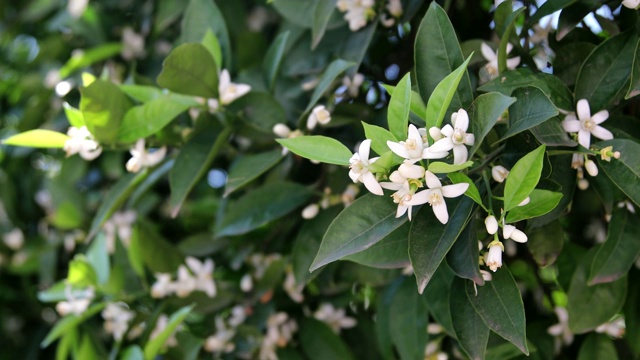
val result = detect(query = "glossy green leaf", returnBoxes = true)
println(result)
[376,280,401,358]
[554,42,597,87]
[627,38,640,99]
[567,247,627,333]
[410,195,475,293]
[217,182,313,237]
[447,218,484,285]
[311,0,336,49]
[506,189,563,223]
[304,59,355,114]
[448,172,484,209]
[343,222,410,269]
[424,264,455,336]
[41,303,106,348]
[67,256,98,287]
[415,2,473,118]
[63,102,84,127]
[132,221,183,273]
[383,84,426,121]
[339,19,378,77]
[201,29,221,73]
[55,328,78,360]
[577,333,619,360]
[503,87,559,140]
[428,161,473,174]
[144,306,193,360]
[451,277,490,360]
[121,346,144,360]
[181,0,231,67]
[119,85,202,105]
[388,73,411,140]
[497,6,525,74]
[169,123,230,217]
[227,92,286,133]
[263,31,289,90]
[59,43,123,78]
[277,136,352,166]
[85,233,110,285]
[464,266,529,355]
[80,79,133,144]
[526,220,564,267]
[2,130,70,148]
[362,122,397,156]
[271,0,314,28]
[310,193,408,271]
[156,43,218,98]
[468,92,517,157]
[300,318,355,360]
[390,278,429,360]
[425,54,472,130]
[529,0,576,25]
[478,69,573,111]
[529,117,578,147]
[292,207,341,284]
[118,96,191,143]
[575,29,637,112]
[367,150,398,174]
[556,0,604,41]
[597,139,640,208]
[589,209,640,285]
[224,150,284,197]
[503,145,546,212]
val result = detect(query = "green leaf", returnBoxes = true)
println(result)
[300,318,355,360]
[67,256,98,287]
[464,266,529,355]
[575,29,638,112]
[263,31,289,90]
[503,87,559,140]
[526,220,564,267]
[85,232,110,285]
[271,0,314,28]
[424,264,456,336]
[505,189,563,223]
[277,136,352,166]
[2,130,70,148]
[169,123,231,217]
[597,139,640,208]
[577,333,619,360]
[132,221,184,273]
[217,182,313,237]
[589,209,640,285]
[528,0,576,25]
[156,43,219,98]
[390,278,429,360]
[338,19,378,77]
[529,117,578,147]
[428,161,473,174]
[226,92,286,133]
[224,149,284,197]
[503,145,546,212]
[343,222,410,269]
[556,0,604,41]
[362,122,397,156]
[450,277,490,360]
[447,217,484,285]
[121,346,144,360]
[415,2,473,119]
[119,85,203,105]
[383,84,426,121]
[63,102,84,127]
[80,79,133,144]
[292,207,341,284]
[304,59,355,114]
[201,29,221,73]
[478,69,574,111]
[144,306,193,360]
[388,73,411,140]
[626,38,640,99]
[468,92,516,158]
[497,6,525,74]
[118,96,191,143]
[425,54,473,130]
[310,193,408,271]
[448,172,484,208]
[58,43,123,78]
[311,0,336,49]
[409,195,475,293]
[180,0,231,67]
[567,246,627,333]
[41,303,106,348]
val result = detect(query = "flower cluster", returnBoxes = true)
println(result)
[336,0,376,31]
[64,126,102,161]
[151,257,216,298]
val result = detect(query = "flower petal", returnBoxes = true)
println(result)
[407,189,431,206]
[441,183,469,198]
[359,139,372,160]
[576,99,591,121]
[408,124,422,146]
[380,181,403,190]
[591,125,613,141]
[398,162,425,179]
[422,148,449,159]
[452,145,468,165]
[387,140,409,159]
[361,171,383,195]
[464,133,475,146]
[481,42,496,61]
[432,201,449,224]
[396,204,408,218]
[440,124,454,138]
[219,69,231,92]
[454,109,469,131]
[506,56,521,70]
[578,129,591,149]
[562,119,581,133]
[423,171,442,189]
[428,137,454,153]
[348,170,359,183]
[592,110,609,124]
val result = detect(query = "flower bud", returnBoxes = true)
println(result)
[492,165,509,183]
[503,224,528,243]
[585,160,598,177]
[428,127,443,142]
[273,123,291,138]
[301,204,320,219]
[484,215,498,235]
[398,162,425,179]
[577,178,589,190]
[518,196,530,207]
[480,269,493,282]
[240,274,253,292]
[485,242,504,272]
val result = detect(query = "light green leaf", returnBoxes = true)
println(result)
[156,43,219,98]
[503,87,559,140]
[80,79,133,144]
[425,54,473,130]
[304,59,355,114]
[121,346,144,360]
[362,122,397,156]
[3,130,70,148]
[180,0,231,67]
[448,172,484,209]
[216,182,313,237]
[506,189,563,223]
[59,43,123,78]
[464,266,529,355]
[310,193,408,271]
[201,28,221,73]
[428,161,473,174]
[390,278,429,360]
[41,303,106,348]
[451,277,490,360]
[224,149,284,197]
[86,232,110,285]
[597,139,640,208]
[299,318,355,360]
[343,222,410,269]
[311,0,336,49]
[503,145,546,212]
[63,102,84,127]
[447,218,484,285]
[263,31,290,90]
[277,136,352,166]
[67,256,98,287]
[382,84,426,121]
[468,92,517,157]
[388,73,411,140]
[118,96,190,143]
[144,306,193,360]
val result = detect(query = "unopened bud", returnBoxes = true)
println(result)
[578,178,589,190]
[585,160,598,177]
[485,241,504,272]
[492,166,509,183]
[301,204,320,219]
[240,274,253,292]
[273,123,291,138]
[503,224,528,243]
[428,127,443,142]
[484,215,498,235]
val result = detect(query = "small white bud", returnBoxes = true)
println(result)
[480,269,493,281]
[518,196,530,207]
[503,224,528,243]
[485,242,504,272]
[577,178,589,190]
[484,215,498,235]
[585,160,598,177]
[428,127,443,142]
[302,204,320,219]
[492,165,509,183]
[273,123,291,138]
[240,274,253,292]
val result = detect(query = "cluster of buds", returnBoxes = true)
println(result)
[151,257,216,298]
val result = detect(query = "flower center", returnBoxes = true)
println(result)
[428,190,442,206]
[582,119,595,131]
[404,139,418,151]
[452,129,465,145]
[349,160,365,174]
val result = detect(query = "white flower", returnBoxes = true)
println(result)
[218,69,251,105]
[102,303,135,341]
[595,317,625,338]
[481,42,521,78]
[103,210,137,253]
[126,139,167,173]
[306,105,331,130]
[622,0,640,9]
[172,265,197,298]
[337,0,376,31]
[349,139,383,195]
[484,215,498,235]
[386,0,403,17]
[618,200,636,214]
[313,303,357,334]
[67,0,88,18]
[260,312,298,360]
[561,99,613,149]
[273,123,302,155]
[186,256,216,298]
[249,253,281,279]
[380,162,425,220]
[55,285,94,316]
[343,73,364,98]
[301,203,319,219]
[427,109,475,164]
[387,124,446,163]
[485,241,504,272]
[407,171,469,224]
[341,184,360,206]
[3,229,24,251]
[150,314,179,348]
[64,126,102,161]
[151,273,173,298]
[240,273,253,292]
[585,159,598,176]
[121,27,146,61]
[503,224,528,243]
[480,269,493,282]
[204,316,236,353]
[547,307,574,348]
[283,267,304,303]
[228,305,247,328]
[492,165,509,183]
